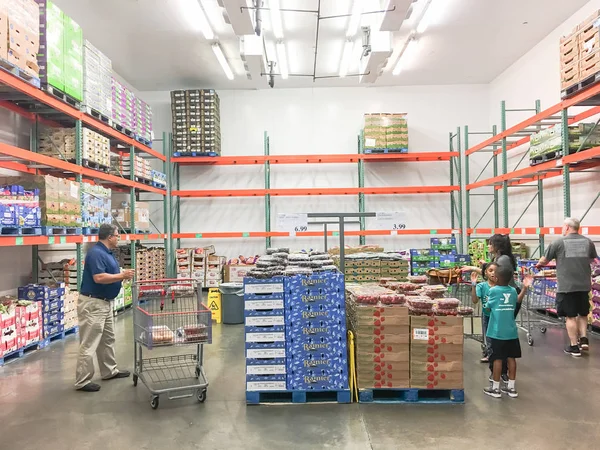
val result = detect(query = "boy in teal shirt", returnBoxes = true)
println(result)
[471,263,498,363]
[483,265,522,399]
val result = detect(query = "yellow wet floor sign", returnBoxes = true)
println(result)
[208,288,222,323]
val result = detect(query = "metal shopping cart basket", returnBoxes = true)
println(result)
[449,280,485,347]
[133,279,212,409]
[519,275,563,346]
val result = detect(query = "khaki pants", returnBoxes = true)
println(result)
[74,295,118,389]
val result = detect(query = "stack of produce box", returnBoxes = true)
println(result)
[175,248,192,279]
[170,89,221,155]
[83,39,112,118]
[344,254,381,283]
[38,126,112,167]
[0,175,80,229]
[285,272,349,391]
[363,113,409,152]
[0,180,40,230]
[82,127,110,168]
[380,257,409,282]
[1,0,40,79]
[133,98,153,144]
[81,183,111,231]
[244,277,287,392]
[529,122,600,165]
[110,154,152,181]
[112,201,149,232]
[205,254,225,288]
[113,279,132,312]
[346,285,409,389]
[410,249,435,275]
[63,288,78,330]
[468,239,488,264]
[410,315,464,389]
[111,77,134,132]
[135,247,166,281]
[1,301,18,358]
[15,300,42,350]
[62,12,82,101]
[18,282,67,338]
[37,259,77,290]
[191,247,206,285]
[151,170,166,188]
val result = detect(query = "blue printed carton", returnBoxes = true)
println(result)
[0,205,17,226]
[286,303,346,325]
[43,311,64,325]
[246,374,287,383]
[246,345,286,359]
[243,277,285,300]
[286,318,346,339]
[40,298,64,313]
[287,333,347,354]
[245,312,286,327]
[284,272,344,296]
[287,350,347,372]
[246,374,287,391]
[246,358,287,376]
[287,367,349,391]
[43,323,64,337]
[245,326,286,345]
[19,283,66,301]
[244,297,285,312]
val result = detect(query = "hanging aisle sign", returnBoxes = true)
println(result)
[375,211,407,234]
[277,213,308,236]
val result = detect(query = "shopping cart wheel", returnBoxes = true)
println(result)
[197,389,207,403]
[527,334,534,346]
[151,395,159,409]
[133,375,138,387]
[540,327,547,333]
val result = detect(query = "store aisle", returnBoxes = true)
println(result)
[1,312,600,450]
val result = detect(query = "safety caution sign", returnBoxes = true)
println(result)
[207,288,222,323]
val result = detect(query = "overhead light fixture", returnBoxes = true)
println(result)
[393,37,418,75]
[338,40,354,78]
[179,0,215,39]
[380,0,417,32]
[359,29,392,83]
[212,43,234,80]
[416,0,436,34]
[276,41,288,79]
[270,0,284,39]
[346,0,363,38]
[219,0,255,36]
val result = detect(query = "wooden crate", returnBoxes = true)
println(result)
[579,60,600,82]
[580,30,600,58]
[578,10,600,37]
[561,61,580,90]
[560,32,579,56]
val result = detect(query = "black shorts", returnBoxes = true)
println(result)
[489,338,521,361]
[556,292,590,318]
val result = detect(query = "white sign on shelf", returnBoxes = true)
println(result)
[277,213,308,236]
[375,211,407,231]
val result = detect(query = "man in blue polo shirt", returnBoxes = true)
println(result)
[75,224,134,392]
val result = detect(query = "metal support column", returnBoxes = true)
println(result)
[264,131,272,249]
[75,120,83,290]
[129,145,136,280]
[492,125,499,228]
[450,132,456,231]
[463,126,470,251]
[31,116,39,283]
[500,101,509,227]
[176,162,181,250]
[456,127,464,253]
[562,108,571,218]
[163,132,172,277]
[358,132,366,245]
[535,100,545,255]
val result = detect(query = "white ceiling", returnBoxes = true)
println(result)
[55,0,588,91]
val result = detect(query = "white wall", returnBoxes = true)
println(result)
[142,85,490,259]
[483,0,600,244]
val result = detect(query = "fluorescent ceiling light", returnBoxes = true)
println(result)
[346,0,363,38]
[276,41,288,79]
[179,0,215,39]
[212,43,234,79]
[393,38,418,75]
[417,0,438,34]
[270,0,284,39]
[338,40,354,78]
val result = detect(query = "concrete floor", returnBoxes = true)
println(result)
[1,312,600,450]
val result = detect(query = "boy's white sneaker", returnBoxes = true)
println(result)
[501,386,518,398]
[483,387,501,398]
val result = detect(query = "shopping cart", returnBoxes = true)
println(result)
[133,279,212,409]
[449,281,485,348]
[518,275,563,346]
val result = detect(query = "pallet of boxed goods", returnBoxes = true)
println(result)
[363,113,409,153]
[528,122,600,166]
[0,298,43,366]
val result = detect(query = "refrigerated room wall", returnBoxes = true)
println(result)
[142,84,491,259]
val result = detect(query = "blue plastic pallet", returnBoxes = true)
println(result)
[39,325,79,349]
[173,151,219,157]
[0,57,41,88]
[246,389,351,405]
[358,388,464,404]
[134,135,153,147]
[0,226,42,236]
[82,227,99,235]
[0,341,41,366]
[41,226,82,236]
[152,181,166,189]
[364,148,408,154]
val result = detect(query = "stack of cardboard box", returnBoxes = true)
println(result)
[409,315,464,389]
[62,11,82,101]
[191,247,206,284]
[344,256,381,283]
[39,127,110,168]
[15,301,41,349]
[380,258,409,282]
[560,10,600,91]
[110,153,152,181]
[0,0,40,78]
[1,302,18,357]
[111,76,134,131]
[171,89,221,155]
[0,179,40,229]
[83,39,112,118]
[136,248,166,281]
[37,259,77,290]
[19,282,67,337]
[112,201,149,232]
[81,183,111,230]
[82,127,110,168]
[205,254,225,288]
[364,113,409,152]
[175,248,192,279]
[63,288,78,330]
[224,264,255,283]
[133,97,153,144]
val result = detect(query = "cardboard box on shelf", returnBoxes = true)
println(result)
[224,264,254,283]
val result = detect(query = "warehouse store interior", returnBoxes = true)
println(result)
[1,0,600,449]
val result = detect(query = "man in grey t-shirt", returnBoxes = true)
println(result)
[537,218,598,357]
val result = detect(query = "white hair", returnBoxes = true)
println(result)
[564,217,580,231]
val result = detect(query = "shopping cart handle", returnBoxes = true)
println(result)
[136,278,196,283]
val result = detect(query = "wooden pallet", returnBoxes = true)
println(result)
[83,107,111,125]
[0,57,41,88]
[0,341,41,366]
[39,326,78,349]
[529,150,562,166]
[561,69,600,99]
[113,122,134,137]
[41,226,82,236]
[44,84,81,109]
[0,226,42,236]
[358,388,464,404]
[246,389,351,405]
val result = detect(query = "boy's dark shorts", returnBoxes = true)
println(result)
[489,338,521,361]
[556,292,590,318]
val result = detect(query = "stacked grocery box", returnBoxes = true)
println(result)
[41,127,111,168]
[82,127,110,168]
[410,315,464,389]
[205,254,225,288]
[363,113,408,152]
[37,260,77,290]
[191,247,206,284]
[175,248,191,279]
[410,249,436,275]
[0,179,40,229]
[136,248,166,281]
[171,89,221,155]
[112,201,149,232]
[528,123,600,165]
[346,285,409,389]
[344,255,381,283]
[37,0,64,90]
[63,288,78,330]
[151,170,166,187]
[244,277,287,392]
[285,272,348,391]
[83,39,112,118]
[133,97,153,144]
[1,0,40,78]
[110,154,152,181]
[560,10,600,91]
[1,301,18,357]
[111,77,133,131]
[380,257,409,282]
[18,282,67,338]
[113,279,132,312]
[62,13,82,101]
[81,183,111,230]
[15,301,42,349]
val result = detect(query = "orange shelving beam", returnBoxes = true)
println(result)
[468,146,600,190]
[171,152,459,166]
[173,185,458,198]
[172,229,459,239]
[0,233,167,247]
[0,142,166,195]
[468,226,600,236]
[0,69,165,161]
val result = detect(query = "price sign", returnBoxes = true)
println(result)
[277,213,308,236]
[375,211,406,231]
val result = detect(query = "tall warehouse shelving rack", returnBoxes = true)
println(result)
[462,87,600,256]
[0,69,169,289]
[169,131,464,254]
